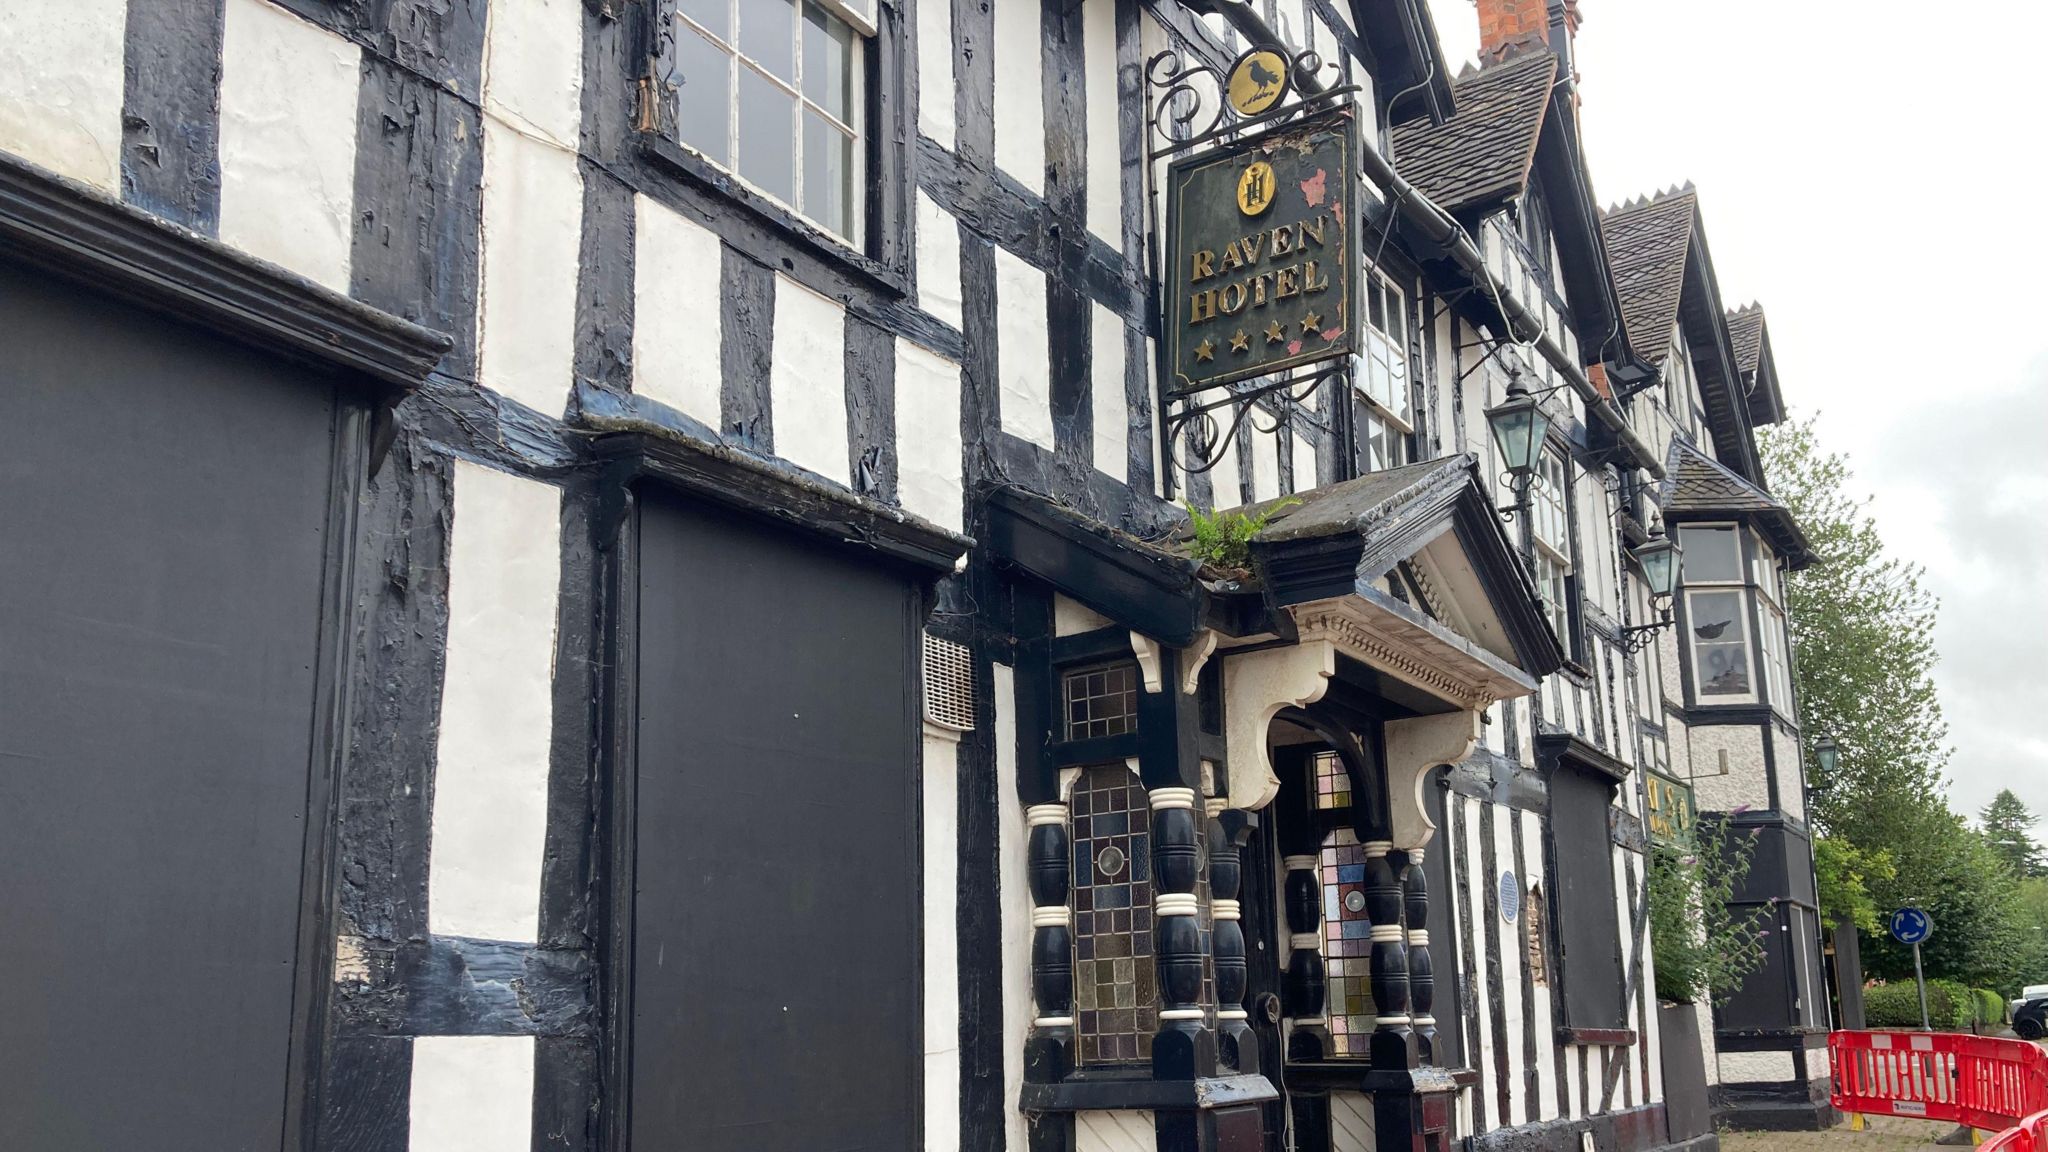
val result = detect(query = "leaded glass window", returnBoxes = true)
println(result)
[1319,830,1376,1055]
[1063,662,1139,740]
[1687,589,1752,696]
[1313,748,1351,810]
[1531,448,1574,645]
[1072,764,1156,1063]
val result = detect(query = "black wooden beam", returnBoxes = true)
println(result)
[0,152,450,394]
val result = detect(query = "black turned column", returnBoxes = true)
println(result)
[1400,849,1436,1065]
[1024,801,1076,1082]
[1280,850,1332,1149]
[1363,840,1416,1071]
[1208,810,1256,1074]
[1150,786,1207,1079]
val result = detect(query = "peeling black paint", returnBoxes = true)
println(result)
[120,0,223,232]
[846,312,899,501]
[573,165,637,393]
[351,57,485,379]
[719,246,776,449]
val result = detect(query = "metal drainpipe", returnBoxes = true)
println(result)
[1190,0,1666,479]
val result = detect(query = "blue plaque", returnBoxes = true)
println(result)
[1499,870,1520,923]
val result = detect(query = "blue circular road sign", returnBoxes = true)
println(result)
[1890,907,1934,946]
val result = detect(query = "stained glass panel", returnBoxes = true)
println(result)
[1072,764,1156,1063]
[1319,830,1376,1055]
[1312,749,1350,810]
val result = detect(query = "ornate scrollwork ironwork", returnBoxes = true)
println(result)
[1163,362,1347,477]
[1144,43,1350,159]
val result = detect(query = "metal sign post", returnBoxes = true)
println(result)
[1890,908,1936,1031]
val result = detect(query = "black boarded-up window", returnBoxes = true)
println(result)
[0,258,347,1149]
[628,489,920,1151]
[1550,767,1627,1030]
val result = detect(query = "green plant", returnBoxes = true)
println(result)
[1863,981,2008,1031]
[1184,498,1299,573]
[1648,819,1774,1005]
[1815,836,1894,934]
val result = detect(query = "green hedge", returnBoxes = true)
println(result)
[1863,981,2009,1030]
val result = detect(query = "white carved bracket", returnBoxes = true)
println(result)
[1222,639,1336,810]
[1383,710,1481,851]
[1130,632,1164,693]
[1180,629,1219,696]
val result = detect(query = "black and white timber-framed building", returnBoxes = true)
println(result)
[0,0,1831,1149]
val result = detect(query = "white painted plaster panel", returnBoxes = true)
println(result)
[994,247,1055,450]
[1091,304,1129,484]
[409,1036,535,1152]
[1082,0,1123,245]
[923,729,962,1152]
[482,0,584,150]
[1075,1110,1156,1151]
[896,342,965,533]
[992,0,1045,193]
[631,194,725,426]
[916,0,956,147]
[1331,1091,1376,1151]
[1684,724,1769,814]
[1696,1000,1720,1085]
[1492,800,1530,1125]
[1519,808,1556,1121]
[917,191,964,331]
[1145,336,1162,498]
[1251,427,1280,503]
[1054,594,1114,637]
[1810,1042,1831,1080]
[0,0,124,193]
[218,0,360,292]
[1463,796,1497,1125]
[1775,725,1807,822]
[1209,434,1242,510]
[770,275,851,485]
[1719,1049,1797,1083]
[994,664,1031,1152]
[478,120,583,415]
[1292,433,1316,494]
[429,463,562,943]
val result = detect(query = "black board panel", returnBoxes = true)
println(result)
[0,256,341,1149]
[1551,768,1626,1031]
[629,488,920,1151]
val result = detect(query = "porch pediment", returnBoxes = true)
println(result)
[1245,454,1566,693]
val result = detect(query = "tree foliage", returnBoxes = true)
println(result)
[1981,789,2046,878]
[1814,836,1893,935]
[1761,416,2030,989]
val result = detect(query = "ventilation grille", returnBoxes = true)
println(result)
[923,632,976,732]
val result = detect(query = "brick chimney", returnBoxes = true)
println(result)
[1475,0,1550,60]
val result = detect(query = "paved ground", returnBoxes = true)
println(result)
[1721,1115,1985,1152]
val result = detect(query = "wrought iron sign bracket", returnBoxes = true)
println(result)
[1145,44,1366,499]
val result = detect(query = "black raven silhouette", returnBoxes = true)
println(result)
[1248,57,1283,92]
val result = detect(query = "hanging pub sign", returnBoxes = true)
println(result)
[1163,105,1359,395]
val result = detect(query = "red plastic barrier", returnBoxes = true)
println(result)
[1983,1110,2048,1152]
[1831,1031,2048,1134]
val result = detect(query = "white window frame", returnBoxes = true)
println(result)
[674,0,869,244]
[1678,523,1758,704]
[1355,269,1412,439]
[1754,538,1795,715]
[1530,447,1574,646]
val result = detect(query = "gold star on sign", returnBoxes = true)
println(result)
[1264,320,1286,344]
[1229,329,1251,353]
[1299,311,1322,334]
[1195,337,1216,362]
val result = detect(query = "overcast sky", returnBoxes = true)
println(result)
[1424,1,2048,827]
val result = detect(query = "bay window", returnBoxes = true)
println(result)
[675,0,869,243]
[1678,523,1795,713]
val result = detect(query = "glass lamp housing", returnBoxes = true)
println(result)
[1634,531,1682,600]
[1484,385,1550,479]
